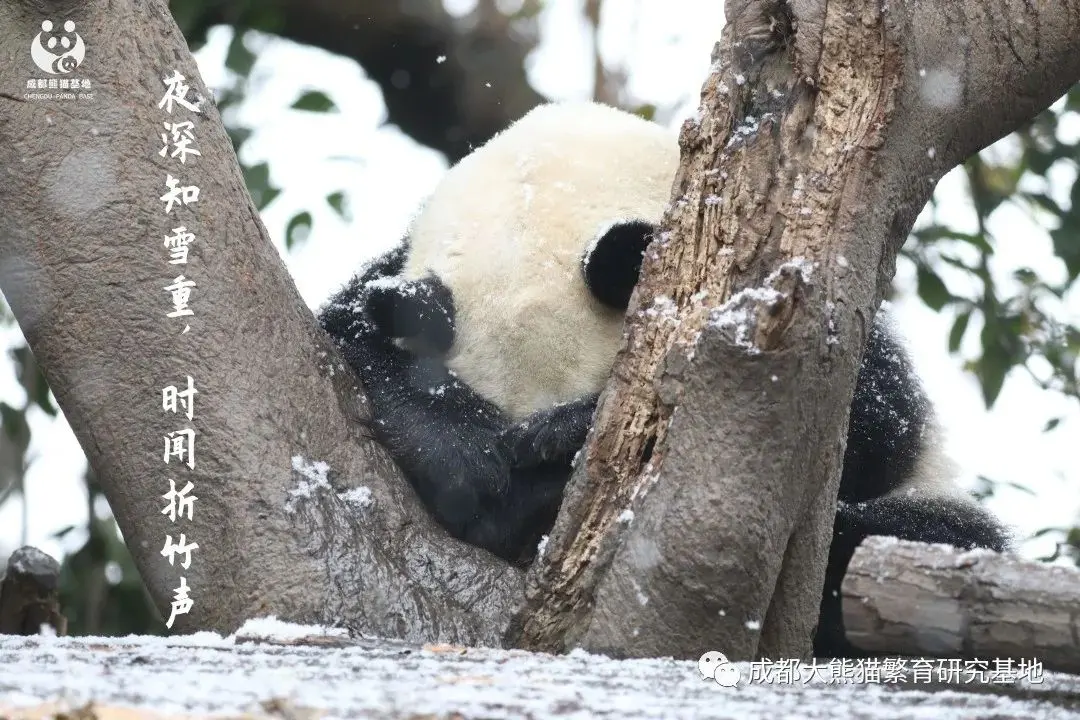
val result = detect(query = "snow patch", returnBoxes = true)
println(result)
[536,534,549,558]
[288,456,331,509]
[338,486,374,509]
[233,616,349,643]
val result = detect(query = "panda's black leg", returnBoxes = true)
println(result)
[464,468,569,564]
[814,494,1009,658]
[815,314,1010,658]
[497,393,599,470]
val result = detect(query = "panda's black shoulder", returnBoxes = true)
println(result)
[840,315,932,503]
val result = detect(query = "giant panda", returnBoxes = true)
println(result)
[319,101,1010,658]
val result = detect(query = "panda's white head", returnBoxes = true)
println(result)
[402,102,680,420]
[401,99,678,418]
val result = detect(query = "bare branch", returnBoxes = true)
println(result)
[185,0,546,161]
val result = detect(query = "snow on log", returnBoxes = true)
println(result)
[842,537,1080,674]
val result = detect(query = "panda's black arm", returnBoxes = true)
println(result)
[328,314,518,529]
[366,276,456,354]
[319,239,457,355]
[813,494,1010,658]
[354,344,566,561]
[351,339,568,563]
[319,243,408,342]
[320,253,566,562]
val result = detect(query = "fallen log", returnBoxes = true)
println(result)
[843,537,1080,674]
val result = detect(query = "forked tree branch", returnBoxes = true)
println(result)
[510,0,1080,659]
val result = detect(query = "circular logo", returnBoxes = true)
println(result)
[31,20,85,75]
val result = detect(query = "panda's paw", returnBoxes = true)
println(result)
[364,277,455,352]
[497,412,577,470]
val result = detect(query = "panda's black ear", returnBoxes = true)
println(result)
[582,220,655,311]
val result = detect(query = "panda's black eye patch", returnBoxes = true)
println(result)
[582,219,656,311]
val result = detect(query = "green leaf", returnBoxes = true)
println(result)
[1050,223,1080,281]
[326,192,348,218]
[977,318,1019,407]
[226,126,253,154]
[1025,192,1062,217]
[1044,417,1061,432]
[632,104,657,121]
[33,376,57,417]
[285,212,312,251]
[1068,85,1080,113]
[0,401,27,445]
[948,309,971,353]
[1013,267,1038,286]
[225,31,256,77]
[1026,147,1056,176]
[242,162,280,210]
[292,91,337,113]
[916,265,951,311]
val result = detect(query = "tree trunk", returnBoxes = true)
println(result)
[0,0,521,644]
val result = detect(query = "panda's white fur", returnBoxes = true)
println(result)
[401,102,680,420]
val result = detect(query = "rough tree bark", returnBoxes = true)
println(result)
[0,0,1077,663]
[0,0,522,644]
[510,0,1080,660]
[844,538,1080,674]
[179,0,545,162]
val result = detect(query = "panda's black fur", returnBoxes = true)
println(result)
[318,102,1010,659]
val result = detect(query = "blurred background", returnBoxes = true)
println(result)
[0,0,1077,636]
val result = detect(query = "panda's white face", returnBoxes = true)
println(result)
[402,102,680,420]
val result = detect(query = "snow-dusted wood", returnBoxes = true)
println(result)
[2,630,1080,719]
[843,538,1080,674]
